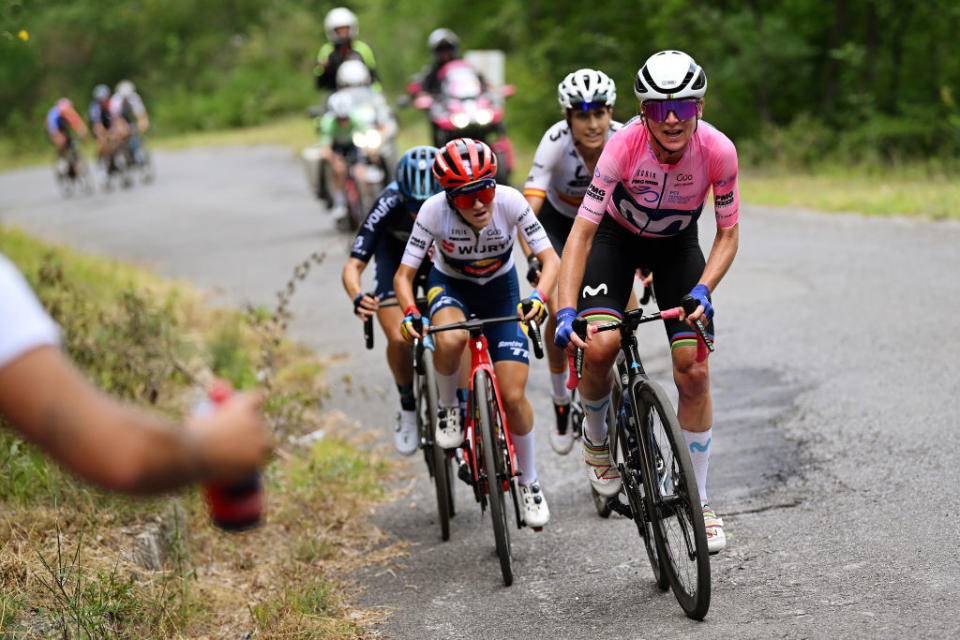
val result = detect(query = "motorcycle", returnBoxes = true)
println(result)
[407,60,515,184]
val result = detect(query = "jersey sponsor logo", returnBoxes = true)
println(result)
[523,222,542,236]
[427,286,444,304]
[668,189,698,205]
[352,236,364,251]
[567,164,590,188]
[715,174,737,188]
[450,227,470,237]
[631,178,658,186]
[548,127,569,142]
[456,239,511,256]
[674,173,694,186]
[619,199,693,235]
[582,283,608,297]
[410,236,427,250]
[634,169,658,180]
[715,191,735,207]
[631,185,661,205]
[586,184,606,201]
[464,257,503,275]
[441,238,455,252]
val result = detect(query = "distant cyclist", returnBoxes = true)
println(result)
[109,80,150,167]
[88,84,116,178]
[341,146,442,455]
[394,138,559,528]
[314,7,380,92]
[555,51,740,553]
[45,97,88,156]
[522,68,622,455]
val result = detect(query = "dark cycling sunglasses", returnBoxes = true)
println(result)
[447,179,496,209]
[642,99,700,122]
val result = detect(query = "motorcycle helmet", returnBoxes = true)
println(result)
[428,28,460,58]
[432,138,497,189]
[324,7,358,44]
[558,68,617,111]
[633,50,706,103]
[336,59,372,88]
[396,146,441,201]
[115,80,136,98]
[92,84,111,101]
[328,92,353,119]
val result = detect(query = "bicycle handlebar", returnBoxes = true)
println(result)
[565,303,714,388]
[521,299,544,360]
[361,296,400,350]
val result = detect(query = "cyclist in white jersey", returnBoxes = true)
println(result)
[522,68,624,455]
[556,51,740,552]
[394,138,559,528]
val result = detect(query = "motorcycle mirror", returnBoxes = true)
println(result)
[501,85,516,98]
[413,95,434,110]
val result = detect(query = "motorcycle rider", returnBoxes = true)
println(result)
[408,29,478,99]
[314,7,380,92]
[341,146,442,454]
[335,59,397,167]
[317,90,366,224]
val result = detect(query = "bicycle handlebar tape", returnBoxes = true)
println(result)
[572,317,588,381]
[200,380,264,532]
[567,354,580,390]
[680,295,715,363]
[521,299,545,361]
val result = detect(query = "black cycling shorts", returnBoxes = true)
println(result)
[577,214,714,349]
[538,199,574,256]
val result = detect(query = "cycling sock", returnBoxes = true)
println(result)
[582,392,611,444]
[549,367,570,404]
[683,427,712,504]
[457,387,469,413]
[436,370,459,408]
[511,430,537,486]
[397,383,415,411]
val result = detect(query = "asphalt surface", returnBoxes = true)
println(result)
[2,146,959,639]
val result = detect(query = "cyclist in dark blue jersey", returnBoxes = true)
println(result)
[341,146,441,455]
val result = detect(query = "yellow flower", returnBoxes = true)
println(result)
[18,30,29,42]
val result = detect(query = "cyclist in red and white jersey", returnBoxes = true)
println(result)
[394,138,560,528]
[522,68,623,455]
[555,51,740,552]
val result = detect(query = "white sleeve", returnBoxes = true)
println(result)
[523,122,565,199]
[0,254,60,369]
[506,188,551,255]
[400,195,441,269]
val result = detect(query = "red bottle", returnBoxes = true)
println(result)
[200,380,264,531]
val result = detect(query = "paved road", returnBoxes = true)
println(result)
[2,147,958,639]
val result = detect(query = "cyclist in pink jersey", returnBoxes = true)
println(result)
[555,50,740,553]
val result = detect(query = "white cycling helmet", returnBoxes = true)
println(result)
[115,80,136,97]
[324,7,358,43]
[428,28,459,51]
[92,84,110,101]
[633,50,707,103]
[558,68,617,110]
[336,59,371,88]
[328,92,353,119]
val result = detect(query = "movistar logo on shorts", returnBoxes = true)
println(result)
[582,283,608,297]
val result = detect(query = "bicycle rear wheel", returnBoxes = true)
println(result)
[475,370,513,586]
[613,371,667,590]
[421,352,453,541]
[634,380,710,620]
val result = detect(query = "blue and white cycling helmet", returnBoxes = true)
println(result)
[558,68,617,111]
[395,146,441,202]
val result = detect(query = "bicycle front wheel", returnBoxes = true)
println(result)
[421,351,453,541]
[634,380,710,620]
[476,370,513,586]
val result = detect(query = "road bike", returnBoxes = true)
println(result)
[363,295,455,541]
[427,302,544,586]
[569,295,713,619]
[54,138,93,197]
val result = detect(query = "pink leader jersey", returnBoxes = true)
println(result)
[577,118,739,237]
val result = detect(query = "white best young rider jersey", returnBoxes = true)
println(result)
[401,185,552,285]
[0,253,60,370]
[523,118,623,218]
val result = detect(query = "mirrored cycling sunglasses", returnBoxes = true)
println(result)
[447,178,497,209]
[641,99,700,122]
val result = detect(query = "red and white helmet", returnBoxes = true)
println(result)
[432,138,497,189]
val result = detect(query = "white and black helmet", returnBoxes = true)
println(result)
[336,59,371,88]
[558,68,617,110]
[328,92,353,119]
[428,28,459,51]
[324,7,359,43]
[633,50,707,103]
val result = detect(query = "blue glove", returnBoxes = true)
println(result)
[554,307,577,348]
[518,289,547,325]
[353,292,368,316]
[688,284,714,321]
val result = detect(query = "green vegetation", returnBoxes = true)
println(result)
[3,0,960,171]
[0,226,393,638]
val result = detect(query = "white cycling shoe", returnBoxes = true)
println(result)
[519,481,550,528]
[393,410,418,456]
[583,435,622,497]
[435,407,464,449]
[702,504,726,553]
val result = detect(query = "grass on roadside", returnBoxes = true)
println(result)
[0,226,396,639]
